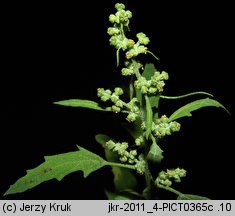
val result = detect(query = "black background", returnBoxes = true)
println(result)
[1,0,234,199]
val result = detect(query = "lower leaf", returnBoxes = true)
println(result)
[4,146,107,196]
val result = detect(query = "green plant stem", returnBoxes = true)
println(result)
[143,160,154,199]
[157,183,183,197]
[132,59,141,79]
[129,75,134,100]
[106,161,136,170]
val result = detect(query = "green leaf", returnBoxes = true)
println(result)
[147,138,163,163]
[161,91,213,100]
[145,96,153,139]
[54,99,111,111]
[136,89,143,106]
[121,118,143,139]
[142,63,156,80]
[149,96,160,108]
[4,146,107,196]
[105,190,131,200]
[95,134,119,162]
[116,48,121,67]
[112,167,138,192]
[169,98,230,121]
[177,194,210,200]
[95,134,138,192]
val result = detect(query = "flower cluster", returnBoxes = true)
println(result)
[155,168,187,187]
[108,3,150,79]
[106,140,145,174]
[97,87,124,113]
[126,98,140,122]
[97,87,140,122]
[135,71,169,95]
[141,115,180,139]
[121,60,142,76]
[152,115,181,138]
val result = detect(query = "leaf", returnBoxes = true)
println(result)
[142,63,156,80]
[121,106,145,139]
[147,139,163,163]
[169,98,230,121]
[145,96,153,139]
[149,95,160,108]
[112,167,138,192]
[161,91,213,100]
[136,89,143,106]
[105,190,131,200]
[95,134,118,162]
[121,118,143,139]
[54,99,111,111]
[4,146,107,195]
[95,134,138,191]
[177,193,210,200]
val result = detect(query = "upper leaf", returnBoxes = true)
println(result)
[95,134,118,162]
[177,193,210,200]
[142,63,156,80]
[169,98,230,121]
[4,146,107,195]
[147,140,164,164]
[54,99,112,111]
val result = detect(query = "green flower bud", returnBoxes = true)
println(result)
[136,32,150,45]
[118,142,128,154]
[135,155,145,175]
[115,3,125,11]
[128,159,135,164]
[107,27,120,36]
[109,14,116,23]
[97,88,112,102]
[126,51,134,59]
[170,121,181,132]
[164,179,172,187]
[138,45,147,54]
[114,87,124,95]
[125,10,132,19]
[141,86,148,94]
[106,140,116,150]
[148,87,157,94]
[159,171,167,180]
[111,94,119,103]
[127,39,135,48]
[115,100,124,108]
[120,156,128,162]
[112,105,121,113]
[130,150,137,156]
[121,68,133,76]
[126,112,138,122]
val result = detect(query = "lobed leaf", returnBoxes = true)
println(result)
[4,146,107,195]
[54,99,111,111]
[169,98,230,121]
